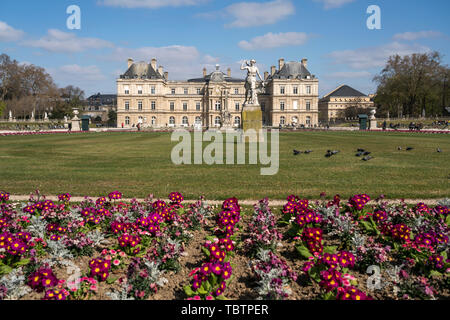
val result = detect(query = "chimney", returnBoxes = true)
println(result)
[301,58,308,68]
[271,66,276,76]
[158,66,164,76]
[278,58,285,70]
[227,68,231,77]
[127,58,134,69]
[264,71,269,81]
[203,67,207,77]
[164,72,169,80]
[151,58,157,70]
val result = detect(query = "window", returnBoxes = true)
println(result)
[293,86,298,94]
[197,88,201,95]
[306,101,311,111]
[195,116,202,125]
[196,102,201,111]
[215,101,221,111]
[151,101,156,110]
[170,102,175,111]
[292,116,298,124]
[280,86,285,94]
[280,116,286,125]
[124,85,130,95]
[151,86,156,95]
[306,86,311,94]
[125,101,130,110]
[183,102,188,111]
[151,117,156,125]
[182,116,189,126]
[137,85,143,95]
[215,116,221,127]
[235,102,240,111]
[138,101,143,111]
[184,88,188,95]
[138,116,144,124]
[306,116,311,125]
[169,117,175,126]
[234,88,239,95]
[171,88,176,95]
[280,101,285,111]
[125,116,130,125]
[234,117,241,127]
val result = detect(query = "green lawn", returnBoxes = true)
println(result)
[0,131,449,200]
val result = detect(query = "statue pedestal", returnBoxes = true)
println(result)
[71,119,81,131]
[370,119,378,130]
[242,104,263,142]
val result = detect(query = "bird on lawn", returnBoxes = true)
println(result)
[398,146,402,151]
[363,151,371,156]
[362,156,373,161]
[293,150,301,156]
[406,147,414,151]
[325,150,333,158]
[437,148,442,153]
[355,152,363,157]
[357,148,365,152]
[331,150,340,155]
[304,150,313,154]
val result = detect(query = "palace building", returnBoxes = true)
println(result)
[318,85,374,122]
[116,58,319,129]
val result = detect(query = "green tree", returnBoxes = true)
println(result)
[374,51,449,118]
[107,109,117,126]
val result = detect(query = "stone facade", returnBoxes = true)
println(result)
[319,85,374,122]
[117,58,319,129]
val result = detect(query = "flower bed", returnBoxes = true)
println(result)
[0,189,449,300]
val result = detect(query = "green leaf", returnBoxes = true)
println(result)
[295,244,313,259]
[215,295,227,300]
[13,258,30,268]
[308,267,321,283]
[201,247,210,258]
[430,270,443,277]
[360,220,375,234]
[183,285,195,297]
[322,291,336,300]
[446,215,450,227]
[0,265,13,276]
[106,277,118,285]
[323,246,337,254]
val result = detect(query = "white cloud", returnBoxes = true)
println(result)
[200,0,295,28]
[109,45,243,80]
[325,71,372,79]
[57,65,106,81]
[393,30,443,41]
[239,32,309,50]
[99,0,208,8]
[313,0,356,9]
[21,29,113,53]
[0,21,25,42]
[327,42,431,69]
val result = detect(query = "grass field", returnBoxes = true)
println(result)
[0,131,449,200]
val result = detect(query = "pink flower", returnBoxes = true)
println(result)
[90,285,98,292]
[105,255,112,261]
[110,249,117,255]
[113,259,121,266]
[193,295,201,300]
[206,296,214,300]
[101,249,107,255]
[119,252,126,257]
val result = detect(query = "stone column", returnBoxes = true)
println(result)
[71,109,81,131]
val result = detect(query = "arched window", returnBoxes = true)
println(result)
[195,116,202,125]
[138,116,143,124]
[234,116,241,127]
[306,116,311,125]
[125,116,130,125]
[280,116,285,125]
[215,116,221,127]
[151,117,157,126]
[169,116,175,126]
[182,116,189,126]
[292,116,298,124]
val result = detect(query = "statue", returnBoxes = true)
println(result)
[240,60,264,106]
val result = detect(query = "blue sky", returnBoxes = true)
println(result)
[0,0,449,97]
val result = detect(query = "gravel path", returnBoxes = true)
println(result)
[8,194,445,206]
